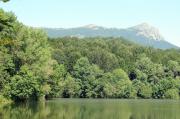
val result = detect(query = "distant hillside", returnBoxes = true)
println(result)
[44,23,179,49]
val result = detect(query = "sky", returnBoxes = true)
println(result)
[0,0,180,47]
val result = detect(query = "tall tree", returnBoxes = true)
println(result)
[0,9,54,101]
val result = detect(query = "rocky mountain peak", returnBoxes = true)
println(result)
[130,23,164,41]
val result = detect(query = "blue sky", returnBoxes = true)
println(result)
[0,0,180,46]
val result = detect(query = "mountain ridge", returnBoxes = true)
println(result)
[44,23,179,49]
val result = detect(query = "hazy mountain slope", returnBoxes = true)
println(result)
[44,23,179,49]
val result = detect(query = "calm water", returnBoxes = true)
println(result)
[0,99,180,119]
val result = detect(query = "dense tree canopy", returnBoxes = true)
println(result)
[0,9,180,103]
[0,9,54,101]
[48,37,180,99]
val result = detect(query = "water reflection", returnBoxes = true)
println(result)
[0,99,180,119]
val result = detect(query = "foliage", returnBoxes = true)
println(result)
[0,9,180,102]
[164,89,179,99]
[0,9,53,101]
[3,66,40,101]
[60,74,80,98]
[48,37,180,99]
[138,83,153,99]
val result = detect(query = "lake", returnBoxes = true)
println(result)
[0,99,180,119]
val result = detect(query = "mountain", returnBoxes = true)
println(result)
[44,23,179,49]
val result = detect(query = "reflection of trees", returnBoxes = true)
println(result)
[0,100,180,119]
[0,102,48,119]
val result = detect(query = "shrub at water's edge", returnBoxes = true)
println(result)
[0,95,12,105]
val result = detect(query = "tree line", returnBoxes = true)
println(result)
[48,37,180,99]
[0,9,180,103]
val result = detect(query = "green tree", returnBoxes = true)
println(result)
[0,10,54,101]
[112,68,129,81]
[100,68,135,98]
[115,79,134,98]
[138,83,152,99]
[152,78,178,99]
[48,63,66,98]
[166,60,180,78]
[72,57,103,98]
[0,47,13,92]
[134,54,164,84]
[3,66,39,101]
[60,74,80,98]
[88,48,119,72]
[164,89,179,99]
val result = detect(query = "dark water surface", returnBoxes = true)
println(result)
[0,99,180,119]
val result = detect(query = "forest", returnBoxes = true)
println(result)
[0,9,180,104]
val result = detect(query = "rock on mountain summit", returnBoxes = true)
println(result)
[130,23,164,41]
